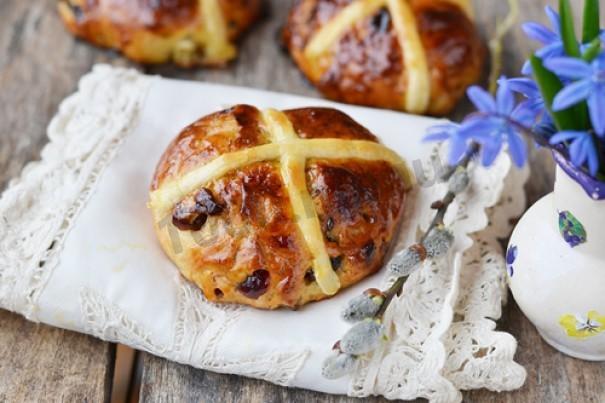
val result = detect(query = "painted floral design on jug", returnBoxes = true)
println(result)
[559,311,605,339]
[506,245,517,277]
[558,211,587,248]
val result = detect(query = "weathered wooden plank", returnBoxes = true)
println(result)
[139,352,397,403]
[0,310,115,402]
[0,1,118,401]
[139,301,605,403]
[0,0,123,189]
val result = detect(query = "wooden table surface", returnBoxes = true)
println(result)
[1,1,604,402]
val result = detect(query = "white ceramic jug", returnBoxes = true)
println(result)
[508,153,605,361]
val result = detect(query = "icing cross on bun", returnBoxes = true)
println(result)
[58,0,262,66]
[283,0,485,115]
[150,105,413,309]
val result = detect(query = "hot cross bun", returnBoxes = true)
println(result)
[149,105,413,309]
[58,0,262,66]
[283,0,485,115]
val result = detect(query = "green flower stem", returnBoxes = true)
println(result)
[559,0,581,57]
[582,0,600,44]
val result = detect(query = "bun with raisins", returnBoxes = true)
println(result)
[283,0,485,115]
[58,0,262,66]
[149,105,413,309]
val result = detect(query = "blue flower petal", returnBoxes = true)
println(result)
[522,22,558,44]
[521,60,533,75]
[585,137,599,176]
[588,84,605,137]
[508,78,540,98]
[593,53,605,70]
[512,102,539,127]
[423,123,472,166]
[423,131,450,142]
[549,130,599,176]
[535,42,564,60]
[448,136,469,165]
[480,136,503,167]
[549,130,584,145]
[507,130,528,167]
[424,124,457,142]
[568,135,586,168]
[552,79,592,111]
[459,116,501,139]
[467,86,496,113]
[496,77,515,115]
[544,57,592,79]
[544,5,561,35]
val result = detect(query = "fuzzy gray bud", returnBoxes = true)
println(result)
[388,244,427,277]
[322,352,357,379]
[423,226,454,258]
[340,319,384,355]
[342,293,383,323]
[448,168,470,195]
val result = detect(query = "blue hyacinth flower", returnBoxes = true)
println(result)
[544,54,605,137]
[521,6,565,75]
[507,78,545,119]
[423,123,470,165]
[458,78,529,168]
[549,131,599,176]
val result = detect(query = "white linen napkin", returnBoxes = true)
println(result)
[0,65,526,402]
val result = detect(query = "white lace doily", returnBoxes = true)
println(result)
[0,65,526,402]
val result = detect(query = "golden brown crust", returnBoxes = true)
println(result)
[186,161,314,308]
[414,0,485,114]
[308,159,406,287]
[283,0,485,115]
[284,107,377,141]
[150,105,408,309]
[57,0,262,66]
[151,105,267,190]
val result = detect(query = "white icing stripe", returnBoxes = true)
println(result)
[386,0,430,114]
[279,151,341,295]
[199,0,235,62]
[150,138,412,217]
[150,143,279,216]
[302,0,434,114]
[262,110,340,295]
[303,0,385,80]
[262,109,299,142]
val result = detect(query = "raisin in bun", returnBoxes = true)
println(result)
[283,0,485,116]
[149,105,413,309]
[58,0,262,67]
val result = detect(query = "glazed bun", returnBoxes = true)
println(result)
[283,0,485,115]
[149,105,412,309]
[58,0,262,66]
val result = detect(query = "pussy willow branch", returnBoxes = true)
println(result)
[489,0,520,93]
[374,143,480,319]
